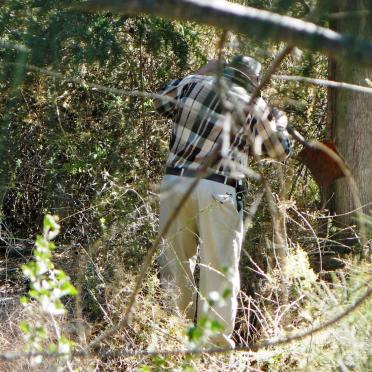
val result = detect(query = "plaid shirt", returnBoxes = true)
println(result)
[154,70,291,178]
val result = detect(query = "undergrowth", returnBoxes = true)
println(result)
[0,2,371,371]
[1,197,370,371]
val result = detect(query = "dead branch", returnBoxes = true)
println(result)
[79,0,372,64]
[273,74,372,94]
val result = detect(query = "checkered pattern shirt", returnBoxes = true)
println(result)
[154,71,291,178]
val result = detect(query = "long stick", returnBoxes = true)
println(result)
[79,0,372,64]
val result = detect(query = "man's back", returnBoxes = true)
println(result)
[155,71,290,177]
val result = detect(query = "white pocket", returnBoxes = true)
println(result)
[212,192,234,204]
[212,192,240,219]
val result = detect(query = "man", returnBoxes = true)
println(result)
[154,55,291,348]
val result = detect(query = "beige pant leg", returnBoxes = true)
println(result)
[196,179,244,347]
[158,175,199,320]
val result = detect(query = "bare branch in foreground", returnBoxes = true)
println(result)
[5,63,167,101]
[79,0,372,64]
[273,75,372,94]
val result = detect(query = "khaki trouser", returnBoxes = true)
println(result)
[158,175,244,347]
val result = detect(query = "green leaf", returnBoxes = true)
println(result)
[151,355,166,367]
[35,326,47,338]
[19,320,30,333]
[137,366,151,372]
[43,214,60,240]
[222,288,232,299]
[221,265,229,274]
[29,289,40,299]
[187,326,203,342]
[209,320,224,333]
[197,317,208,328]
[35,236,49,250]
[44,214,59,231]
[61,282,78,296]
[48,343,58,353]
[55,270,67,280]
[20,296,29,305]
[182,364,194,372]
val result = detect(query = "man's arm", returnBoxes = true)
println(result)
[154,59,223,118]
[153,78,181,119]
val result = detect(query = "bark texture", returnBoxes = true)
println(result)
[328,0,372,225]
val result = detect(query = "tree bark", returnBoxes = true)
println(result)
[328,0,372,227]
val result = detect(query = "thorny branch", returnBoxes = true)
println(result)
[5,63,169,101]
[3,62,371,103]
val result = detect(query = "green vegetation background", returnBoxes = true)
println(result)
[0,1,370,371]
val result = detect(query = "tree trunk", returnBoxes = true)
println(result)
[327,0,372,228]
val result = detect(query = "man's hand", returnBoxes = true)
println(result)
[269,108,288,129]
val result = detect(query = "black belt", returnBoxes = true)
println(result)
[165,167,239,189]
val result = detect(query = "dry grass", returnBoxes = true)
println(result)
[0,186,371,371]
[0,250,371,371]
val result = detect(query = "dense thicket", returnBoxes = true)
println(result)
[0,0,327,242]
[0,1,370,371]
[0,0,329,328]
[0,1,205,241]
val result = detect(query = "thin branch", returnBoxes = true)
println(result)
[78,0,372,64]
[250,46,294,103]
[6,63,167,101]
[328,10,371,19]
[0,40,29,53]
[317,202,372,219]
[12,65,372,120]
[272,74,372,94]
[0,62,227,130]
